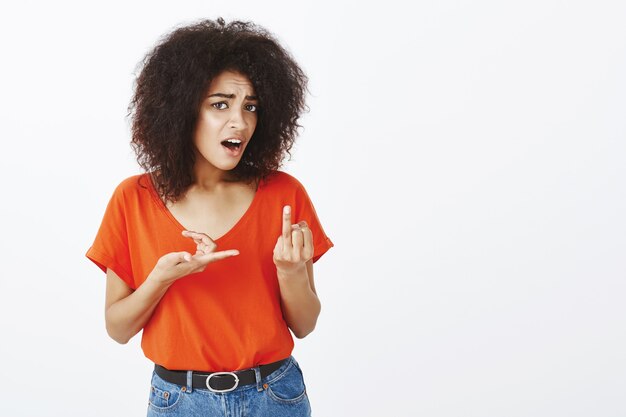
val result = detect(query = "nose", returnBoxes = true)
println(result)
[228,107,247,130]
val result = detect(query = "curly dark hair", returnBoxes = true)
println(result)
[128,18,308,202]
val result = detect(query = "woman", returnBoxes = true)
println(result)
[86,18,333,416]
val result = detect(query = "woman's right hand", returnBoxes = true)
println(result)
[149,230,239,286]
[105,231,237,344]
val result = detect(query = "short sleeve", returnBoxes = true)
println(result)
[293,182,334,263]
[85,183,135,289]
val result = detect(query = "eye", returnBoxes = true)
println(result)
[245,104,258,112]
[212,102,228,110]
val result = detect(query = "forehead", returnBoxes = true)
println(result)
[207,70,255,94]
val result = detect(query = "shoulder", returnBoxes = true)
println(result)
[261,171,318,207]
[262,170,306,192]
[109,173,153,202]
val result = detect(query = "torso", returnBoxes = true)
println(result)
[165,179,259,240]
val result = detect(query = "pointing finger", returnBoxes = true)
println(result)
[197,249,240,264]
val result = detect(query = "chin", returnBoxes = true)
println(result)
[216,160,242,171]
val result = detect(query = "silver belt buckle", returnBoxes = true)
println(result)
[205,372,240,393]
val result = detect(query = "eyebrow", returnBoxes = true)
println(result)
[207,93,258,100]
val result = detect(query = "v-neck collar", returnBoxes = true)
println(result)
[146,173,265,243]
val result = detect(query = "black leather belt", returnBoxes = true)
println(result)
[154,359,288,393]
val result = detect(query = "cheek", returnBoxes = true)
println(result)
[247,115,259,134]
[204,112,224,129]
[195,113,222,139]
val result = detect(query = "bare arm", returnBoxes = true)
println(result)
[277,259,321,339]
[104,231,239,344]
[104,268,172,344]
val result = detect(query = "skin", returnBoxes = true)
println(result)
[191,70,259,186]
[104,70,321,346]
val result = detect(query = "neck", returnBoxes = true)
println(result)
[191,159,238,192]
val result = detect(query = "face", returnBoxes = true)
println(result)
[192,70,258,173]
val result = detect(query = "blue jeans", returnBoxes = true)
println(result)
[147,356,312,416]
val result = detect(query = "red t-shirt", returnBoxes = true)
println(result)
[86,171,333,371]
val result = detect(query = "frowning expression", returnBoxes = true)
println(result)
[192,70,258,172]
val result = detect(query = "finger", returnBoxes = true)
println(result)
[182,230,216,246]
[161,251,192,265]
[273,235,283,257]
[198,241,215,254]
[183,231,217,255]
[292,227,304,250]
[282,205,292,247]
[183,230,210,244]
[301,226,313,247]
[182,230,198,238]
[200,249,240,263]
[301,227,314,259]
[182,230,204,245]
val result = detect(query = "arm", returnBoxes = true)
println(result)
[105,268,171,344]
[273,205,322,339]
[277,259,321,339]
[104,231,240,344]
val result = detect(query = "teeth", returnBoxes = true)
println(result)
[226,139,242,144]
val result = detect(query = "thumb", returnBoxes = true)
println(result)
[160,251,192,266]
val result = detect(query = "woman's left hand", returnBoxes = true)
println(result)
[273,205,313,275]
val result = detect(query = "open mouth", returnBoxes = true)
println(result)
[221,138,243,151]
